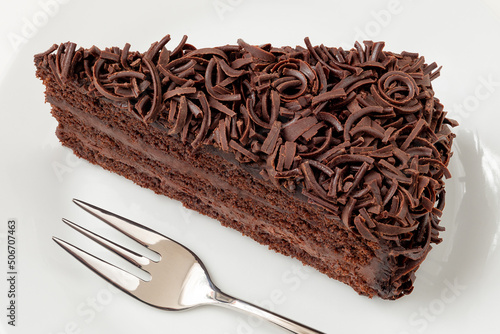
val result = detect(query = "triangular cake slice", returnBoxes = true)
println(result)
[35,35,457,299]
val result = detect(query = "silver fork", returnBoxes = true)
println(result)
[53,199,324,334]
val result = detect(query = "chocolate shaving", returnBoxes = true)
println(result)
[164,87,196,100]
[261,121,282,155]
[60,42,76,82]
[169,95,188,135]
[34,43,58,59]
[93,59,128,101]
[344,106,387,141]
[229,140,259,162]
[282,116,318,142]
[237,39,276,62]
[301,161,328,198]
[312,88,346,105]
[342,198,357,229]
[205,58,241,101]
[191,92,211,148]
[141,57,162,123]
[354,215,378,242]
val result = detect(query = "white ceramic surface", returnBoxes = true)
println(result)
[1,1,500,333]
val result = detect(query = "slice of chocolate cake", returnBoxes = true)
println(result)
[35,35,456,299]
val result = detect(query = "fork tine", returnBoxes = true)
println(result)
[62,218,151,268]
[52,236,143,293]
[72,199,166,248]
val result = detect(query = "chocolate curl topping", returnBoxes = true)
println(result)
[237,39,276,62]
[38,35,457,266]
[142,57,162,123]
[92,59,129,102]
[205,58,241,102]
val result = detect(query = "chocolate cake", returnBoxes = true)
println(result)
[35,35,457,299]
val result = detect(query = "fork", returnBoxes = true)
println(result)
[53,199,325,334]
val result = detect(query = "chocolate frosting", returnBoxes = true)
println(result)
[35,36,457,276]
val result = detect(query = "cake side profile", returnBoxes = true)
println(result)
[35,35,456,299]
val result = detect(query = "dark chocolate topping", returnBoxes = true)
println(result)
[35,36,457,271]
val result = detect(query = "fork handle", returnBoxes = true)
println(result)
[212,291,325,334]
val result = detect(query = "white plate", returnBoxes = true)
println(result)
[1,1,500,333]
